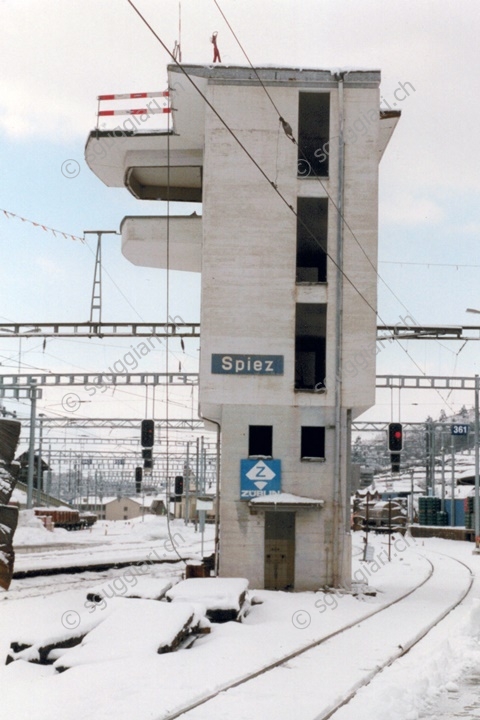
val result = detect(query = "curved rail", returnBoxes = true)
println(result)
[155,552,436,719]
[156,550,474,720]
[323,551,474,720]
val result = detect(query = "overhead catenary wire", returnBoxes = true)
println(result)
[125,0,430,339]
[380,260,480,268]
[125,0,378,319]
[212,0,457,413]
[126,0,456,414]
[82,235,186,367]
[213,0,414,320]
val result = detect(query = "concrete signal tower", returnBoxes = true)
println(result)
[86,65,400,590]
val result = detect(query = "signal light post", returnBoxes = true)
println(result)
[388,423,403,452]
[475,375,480,552]
[141,419,154,469]
[391,452,401,473]
[174,475,184,496]
[388,422,403,474]
[140,421,154,519]
[135,466,142,494]
[141,419,154,448]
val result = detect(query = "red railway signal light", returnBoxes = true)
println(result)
[388,423,403,452]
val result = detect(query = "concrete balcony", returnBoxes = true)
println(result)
[84,73,207,202]
[120,215,202,272]
[85,131,203,202]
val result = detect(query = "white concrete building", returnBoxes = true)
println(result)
[86,65,399,590]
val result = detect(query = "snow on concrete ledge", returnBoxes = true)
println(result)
[249,492,325,509]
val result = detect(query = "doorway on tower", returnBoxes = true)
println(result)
[264,511,295,590]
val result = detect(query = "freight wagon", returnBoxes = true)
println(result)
[34,508,97,530]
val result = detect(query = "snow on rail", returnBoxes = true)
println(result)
[1,540,469,720]
[171,551,472,720]
[156,556,472,720]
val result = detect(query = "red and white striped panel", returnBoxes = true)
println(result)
[97,91,169,101]
[98,107,171,116]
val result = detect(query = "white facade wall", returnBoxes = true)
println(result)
[85,64,397,592]
[194,70,383,589]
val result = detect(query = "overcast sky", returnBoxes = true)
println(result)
[1,0,480,439]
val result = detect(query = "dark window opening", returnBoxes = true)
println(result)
[295,304,326,390]
[301,426,326,459]
[298,92,330,178]
[296,197,328,283]
[249,425,273,457]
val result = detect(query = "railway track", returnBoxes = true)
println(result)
[11,536,214,579]
[152,550,473,720]
[4,563,185,601]
[5,538,214,599]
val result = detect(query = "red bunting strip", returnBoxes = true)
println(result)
[1,209,84,243]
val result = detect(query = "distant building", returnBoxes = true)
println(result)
[86,64,399,590]
[73,495,150,520]
[104,496,149,521]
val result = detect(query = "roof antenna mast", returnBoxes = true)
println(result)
[173,1,182,61]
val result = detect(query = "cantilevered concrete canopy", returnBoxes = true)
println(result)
[85,132,203,202]
[379,110,401,160]
[121,215,202,272]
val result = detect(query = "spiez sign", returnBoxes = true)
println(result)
[211,354,284,375]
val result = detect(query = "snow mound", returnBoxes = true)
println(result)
[86,574,173,605]
[14,509,69,545]
[54,599,198,671]
[166,577,249,617]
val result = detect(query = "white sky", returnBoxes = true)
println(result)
[1,0,480,436]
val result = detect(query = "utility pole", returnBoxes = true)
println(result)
[409,469,415,523]
[26,380,38,509]
[425,422,431,495]
[474,374,480,551]
[441,436,445,513]
[185,441,190,526]
[431,423,436,497]
[451,432,456,526]
[36,413,45,505]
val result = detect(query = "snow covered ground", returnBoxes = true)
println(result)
[1,517,480,719]
[13,510,213,572]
